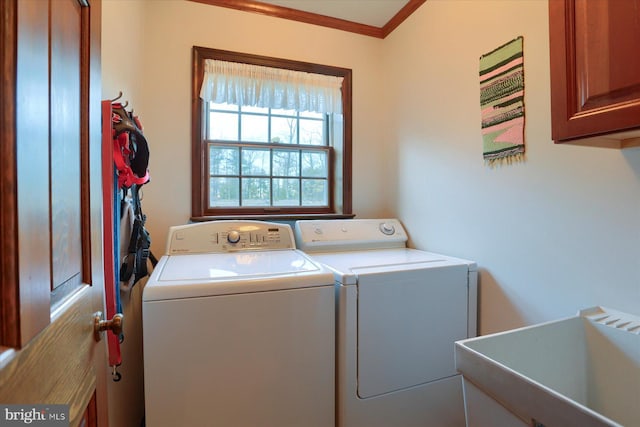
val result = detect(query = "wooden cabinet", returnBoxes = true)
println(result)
[549,0,640,147]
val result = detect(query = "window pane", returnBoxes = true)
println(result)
[209,111,238,140]
[241,105,268,114]
[273,150,299,177]
[273,178,300,206]
[241,148,270,175]
[210,102,238,112]
[210,177,239,207]
[301,151,327,177]
[209,146,239,175]
[242,178,270,206]
[241,114,269,142]
[271,116,298,144]
[302,179,328,206]
[299,119,324,145]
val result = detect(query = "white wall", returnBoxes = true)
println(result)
[383,0,640,334]
[102,0,145,108]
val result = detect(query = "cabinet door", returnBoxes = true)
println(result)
[549,0,640,143]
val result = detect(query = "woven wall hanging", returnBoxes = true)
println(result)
[480,36,525,166]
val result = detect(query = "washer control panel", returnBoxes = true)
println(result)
[379,222,396,235]
[166,221,296,254]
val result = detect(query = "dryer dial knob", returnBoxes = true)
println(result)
[227,230,241,244]
[379,223,395,235]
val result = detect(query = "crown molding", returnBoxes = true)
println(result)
[188,0,426,39]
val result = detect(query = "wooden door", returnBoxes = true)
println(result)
[0,0,107,426]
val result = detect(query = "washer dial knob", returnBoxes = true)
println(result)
[227,230,241,244]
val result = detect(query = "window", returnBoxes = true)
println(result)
[206,104,330,208]
[191,47,352,219]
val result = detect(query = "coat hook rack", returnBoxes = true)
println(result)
[111,91,123,103]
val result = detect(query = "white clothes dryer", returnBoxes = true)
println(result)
[143,221,335,427]
[295,218,478,427]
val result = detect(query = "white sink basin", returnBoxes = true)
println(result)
[455,307,640,427]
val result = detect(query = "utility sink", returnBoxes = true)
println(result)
[455,307,640,427]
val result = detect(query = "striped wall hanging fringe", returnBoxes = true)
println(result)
[480,36,525,166]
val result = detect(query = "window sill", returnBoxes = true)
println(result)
[190,213,355,222]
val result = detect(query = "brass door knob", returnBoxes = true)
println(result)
[93,311,124,342]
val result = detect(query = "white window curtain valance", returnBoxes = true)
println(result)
[199,59,344,114]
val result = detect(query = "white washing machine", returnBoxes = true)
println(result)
[143,221,335,427]
[295,218,478,427]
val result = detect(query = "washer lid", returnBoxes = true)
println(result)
[143,249,333,301]
[160,250,320,281]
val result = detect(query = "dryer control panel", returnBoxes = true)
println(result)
[166,220,296,254]
[295,219,408,252]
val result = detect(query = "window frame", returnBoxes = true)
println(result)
[191,46,353,220]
